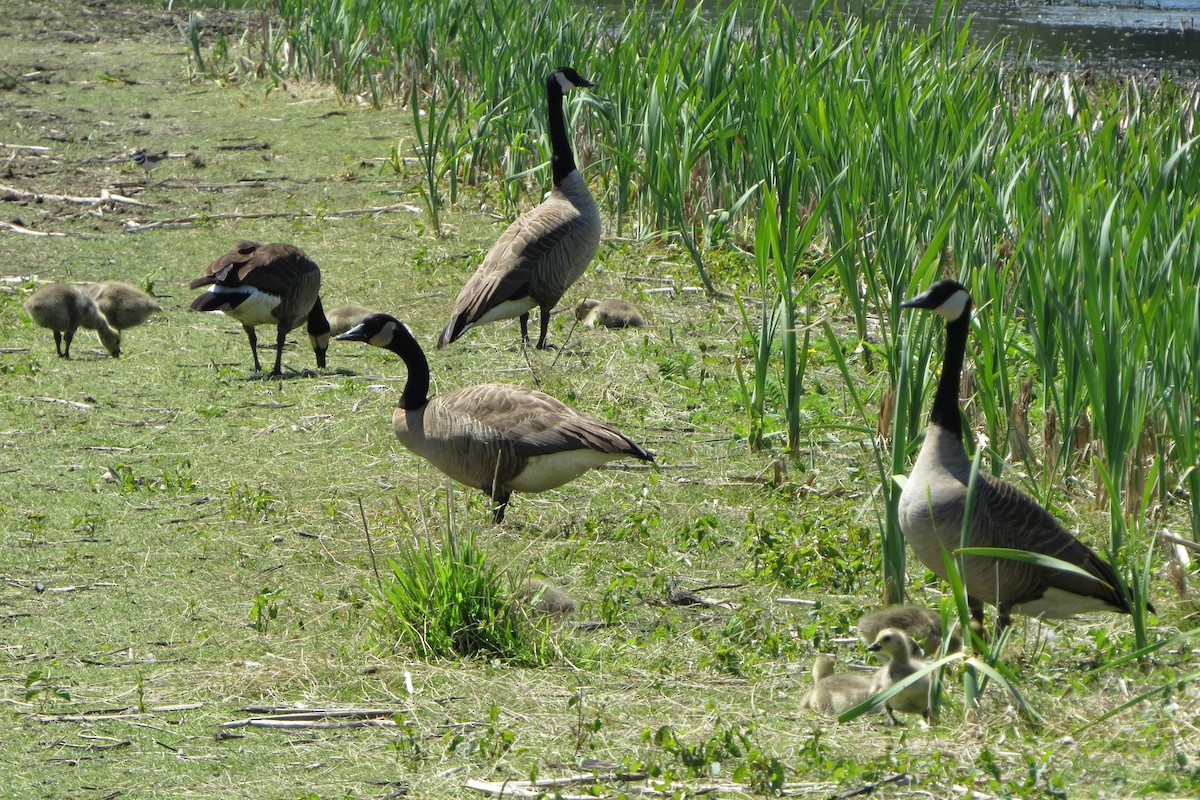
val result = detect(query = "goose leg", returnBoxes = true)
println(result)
[243,324,262,373]
[308,297,329,369]
[536,308,551,350]
[995,603,1014,634]
[519,313,530,347]
[491,491,512,524]
[54,330,66,358]
[968,597,987,643]
[271,324,287,377]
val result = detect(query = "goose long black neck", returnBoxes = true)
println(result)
[930,306,971,440]
[547,74,576,185]
[389,328,431,410]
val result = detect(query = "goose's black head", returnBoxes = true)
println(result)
[551,66,595,91]
[336,312,410,348]
[900,279,972,322]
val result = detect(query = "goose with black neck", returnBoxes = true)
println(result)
[438,66,601,350]
[896,279,1144,633]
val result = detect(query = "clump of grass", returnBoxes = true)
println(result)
[375,527,549,664]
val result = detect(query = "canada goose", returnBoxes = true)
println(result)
[23,283,120,358]
[438,67,601,350]
[85,282,162,352]
[190,241,329,377]
[800,655,875,716]
[857,605,961,656]
[575,298,645,329]
[867,628,931,724]
[337,313,653,523]
[898,279,1141,631]
[516,578,578,617]
[326,304,381,337]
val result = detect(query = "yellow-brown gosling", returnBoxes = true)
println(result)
[23,283,120,358]
[574,298,645,329]
[800,655,874,716]
[867,627,930,725]
[515,578,578,617]
[326,304,381,337]
[857,605,960,656]
[86,282,162,353]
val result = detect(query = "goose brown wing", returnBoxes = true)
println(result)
[189,242,317,297]
[441,207,581,330]
[979,474,1129,609]
[438,384,652,459]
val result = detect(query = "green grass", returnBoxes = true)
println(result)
[0,1,1196,798]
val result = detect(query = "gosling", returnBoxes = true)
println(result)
[575,298,645,329]
[800,655,874,716]
[23,283,120,358]
[326,304,381,337]
[86,282,162,353]
[867,628,931,725]
[857,605,961,656]
[515,578,578,617]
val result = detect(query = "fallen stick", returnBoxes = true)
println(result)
[0,183,146,207]
[238,718,396,730]
[220,707,406,729]
[28,396,95,410]
[0,220,66,237]
[1159,530,1200,553]
[124,203,421,232]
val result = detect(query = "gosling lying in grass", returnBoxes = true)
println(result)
[515,578,578,617]
[574,298,645,329]
[800,654,874,716]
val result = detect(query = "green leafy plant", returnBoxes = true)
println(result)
[248,585,285,632]
[375,526,547,664]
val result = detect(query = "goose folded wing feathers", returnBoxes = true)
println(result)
[977,473,1130,610]
[437,385,648,458]
[447,260,535,329]
[189,241,261,288]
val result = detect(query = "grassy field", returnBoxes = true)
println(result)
[1,1,1197,798]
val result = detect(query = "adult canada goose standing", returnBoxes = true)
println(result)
[189,241,330,377]
[23,283,121,358]
[438,67,601,350]
[338,313,653,523]
[86,282,162,352]
[897,279,1139,631]
[867,628,931,724]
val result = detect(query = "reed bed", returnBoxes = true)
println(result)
[222,0,1200,612]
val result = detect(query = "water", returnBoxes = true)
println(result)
[951,0,1200,72]
[812,1,1200,73]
